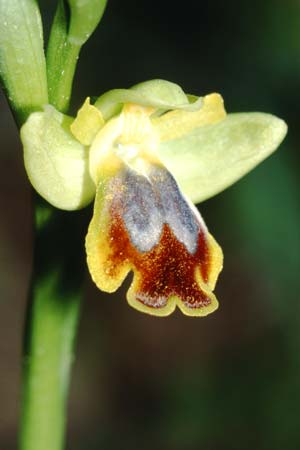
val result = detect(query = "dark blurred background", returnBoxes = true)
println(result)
[1,0,300,449]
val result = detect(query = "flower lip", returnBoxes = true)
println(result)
[86,159,223,317]
[85,96,224,316]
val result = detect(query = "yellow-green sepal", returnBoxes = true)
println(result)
[94,79,203,120]
[21,105,95,210]
[156,112,287,204]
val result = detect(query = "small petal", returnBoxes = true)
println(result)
[86,157,223,317]
[157,112,288,204]
[21,105,95,210]
[71,97,105,145]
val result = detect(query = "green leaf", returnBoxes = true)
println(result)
[94,79,203,120]
[156,112,287,204]
[0,0,48,124]
[21,106,95,210]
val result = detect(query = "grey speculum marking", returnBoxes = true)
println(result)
[121,165,201,254]
[122,170,164,252]
[149,166,201,254]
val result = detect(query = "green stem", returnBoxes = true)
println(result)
[46,0,107,113]
[19,21,86,442]
[46,0,81,112]
[19,3,86,448]
[20,197,88,450]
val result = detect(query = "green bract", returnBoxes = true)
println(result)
[20,79,287,210]
[67,0,107,45]
[0,0,48,123]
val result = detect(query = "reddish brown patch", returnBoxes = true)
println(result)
[104,211,213,310]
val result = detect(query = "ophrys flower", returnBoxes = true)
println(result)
[21,80,287,316]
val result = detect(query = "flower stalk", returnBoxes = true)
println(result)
[20,200,87,450]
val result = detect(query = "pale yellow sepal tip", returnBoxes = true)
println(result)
[71,97,105,146]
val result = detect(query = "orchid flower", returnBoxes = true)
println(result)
[20,79,287,317]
